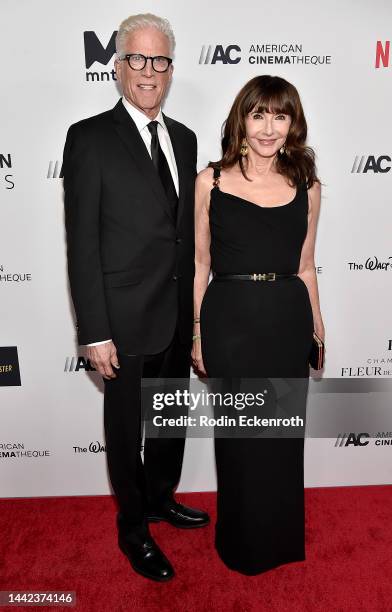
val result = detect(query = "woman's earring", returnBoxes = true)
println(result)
[240,138,248,156]
[279,144,286,155]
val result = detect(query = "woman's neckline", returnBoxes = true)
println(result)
[213,185,299,209]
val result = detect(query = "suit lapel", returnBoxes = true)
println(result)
[112,99,175,224]
[163,113,186,230]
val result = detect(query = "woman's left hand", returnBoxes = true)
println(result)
[314,320,325,342]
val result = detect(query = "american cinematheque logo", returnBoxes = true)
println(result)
[0,347,21,386]
[82,33,332,79]
[0,264,32,284]
[335,432,392,447]
[64,356,96,372]
[0,442,50,459]
[198,42,332,66]
[351,155,391,173]
[47,160,63,179]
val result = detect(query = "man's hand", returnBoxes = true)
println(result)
[86,341,119,380]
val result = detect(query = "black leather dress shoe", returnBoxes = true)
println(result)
[146,499,210,529]
[118,532,174,582]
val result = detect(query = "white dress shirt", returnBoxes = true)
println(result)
[87,97,179,347]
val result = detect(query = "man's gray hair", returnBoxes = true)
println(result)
[116,13,176,57]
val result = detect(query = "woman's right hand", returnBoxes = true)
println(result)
[191,337,207,376]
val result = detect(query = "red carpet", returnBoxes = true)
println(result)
[1,487,391,611]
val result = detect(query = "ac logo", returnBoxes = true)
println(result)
[335,433,370,447]
[47,161,63,179]
[351,155,391,173]
[199,45,241,65]
[64,356,96,372]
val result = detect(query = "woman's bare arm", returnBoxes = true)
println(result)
[297,180,325,340]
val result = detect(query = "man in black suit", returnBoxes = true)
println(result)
[62,13,209,582]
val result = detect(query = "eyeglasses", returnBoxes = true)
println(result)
[118,53,173,73]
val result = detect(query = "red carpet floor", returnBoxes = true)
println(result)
[1,486,391,611]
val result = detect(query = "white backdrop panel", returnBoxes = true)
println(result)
[0,0,391,497]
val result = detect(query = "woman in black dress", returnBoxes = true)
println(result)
[192,75,325,574]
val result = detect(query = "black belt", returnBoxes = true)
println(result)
[213,272,297,282]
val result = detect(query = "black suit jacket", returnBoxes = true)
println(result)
[62,98,197,354]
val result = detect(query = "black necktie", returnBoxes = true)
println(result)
[147,121,178,222]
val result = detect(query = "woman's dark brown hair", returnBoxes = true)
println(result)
[210,75,319,189]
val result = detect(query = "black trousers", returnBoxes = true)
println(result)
[103,326,191,536]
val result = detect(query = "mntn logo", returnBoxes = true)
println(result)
[351,155,391,173]
[199,45,241,64]
[84,31,116,68]
[84,31,117,82]
[335,433,370,447]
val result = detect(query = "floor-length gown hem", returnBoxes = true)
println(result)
[215,540,306,575]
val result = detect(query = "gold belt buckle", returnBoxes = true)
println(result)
[252,273,276,281]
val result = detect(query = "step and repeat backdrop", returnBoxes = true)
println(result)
[1,0,391,497]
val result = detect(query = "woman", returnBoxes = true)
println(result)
[192,75,325,574]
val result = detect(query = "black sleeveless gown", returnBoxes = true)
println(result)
[200,168,314,575]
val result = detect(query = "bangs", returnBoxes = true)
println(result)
[244,86,294,117]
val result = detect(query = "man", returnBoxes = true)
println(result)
[62,13,209,582]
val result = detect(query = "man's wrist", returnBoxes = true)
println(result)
[86,339,112,346]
